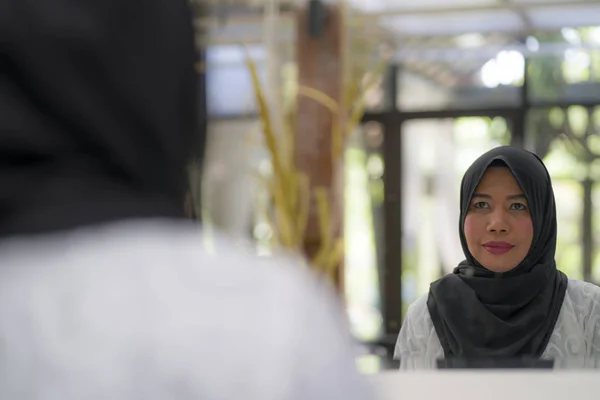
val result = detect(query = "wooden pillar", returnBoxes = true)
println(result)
[294,3,344,289]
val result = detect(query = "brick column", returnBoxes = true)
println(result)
[294,3,344,290]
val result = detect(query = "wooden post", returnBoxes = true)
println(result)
[294,3,345,291]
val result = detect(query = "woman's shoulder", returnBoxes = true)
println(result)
[562,278,600,327]
[396,294,434,338]
[395,293,443,366]
[406,293,429,317]
[403,293,433,328]
[565,278,600,304]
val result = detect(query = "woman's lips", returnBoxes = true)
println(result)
[482,241,515,255]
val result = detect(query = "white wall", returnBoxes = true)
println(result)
[371,371,600,400]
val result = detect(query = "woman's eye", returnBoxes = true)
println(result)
[472,201,489,209]
[510,203,527,211]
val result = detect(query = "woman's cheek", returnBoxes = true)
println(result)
[463,215,481,243]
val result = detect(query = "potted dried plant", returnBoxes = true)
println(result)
[245,60,387,284]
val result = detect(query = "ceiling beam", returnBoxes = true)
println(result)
[356,0,598,18]
[392,41,600,63]
[202,41,600,66]
[498,0,533,33]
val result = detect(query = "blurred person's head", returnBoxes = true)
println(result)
[0,0,204,236]
[459,146,556,275]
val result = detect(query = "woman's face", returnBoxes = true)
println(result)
[464,167,534,273]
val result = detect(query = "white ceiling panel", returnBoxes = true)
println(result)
[346,0,498,13]
[381,10,524,36]
[202,0,600,44]
[527,4,600,30]
[510,0,593,4]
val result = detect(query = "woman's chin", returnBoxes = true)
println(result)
[478,258,521,273]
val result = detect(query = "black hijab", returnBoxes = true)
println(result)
[0,0,203,236]
[427,146,568,358]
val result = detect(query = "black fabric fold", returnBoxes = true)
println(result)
[427,146,568,358]
[0,0,201,236]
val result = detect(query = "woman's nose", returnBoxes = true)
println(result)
[487,209,509,233]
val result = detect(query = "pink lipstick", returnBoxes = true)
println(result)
[483,241,514,255]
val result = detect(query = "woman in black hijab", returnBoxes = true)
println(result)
[394,146,600,368]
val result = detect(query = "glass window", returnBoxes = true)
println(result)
[528,27,600,104]
[526,105,600,281]
[345,123,384,341]
[205,45,266,116]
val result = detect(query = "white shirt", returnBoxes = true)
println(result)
[0,220,372,399]
[394,278,600,369]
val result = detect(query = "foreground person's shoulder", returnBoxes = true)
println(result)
[0,221,374,400]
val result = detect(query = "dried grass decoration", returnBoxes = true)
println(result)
[245,46,387,282]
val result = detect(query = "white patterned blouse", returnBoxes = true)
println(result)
[394,279,600,369]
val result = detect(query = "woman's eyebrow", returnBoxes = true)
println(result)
[471,193,527,200]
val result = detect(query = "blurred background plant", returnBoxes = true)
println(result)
[244,1,388,285]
